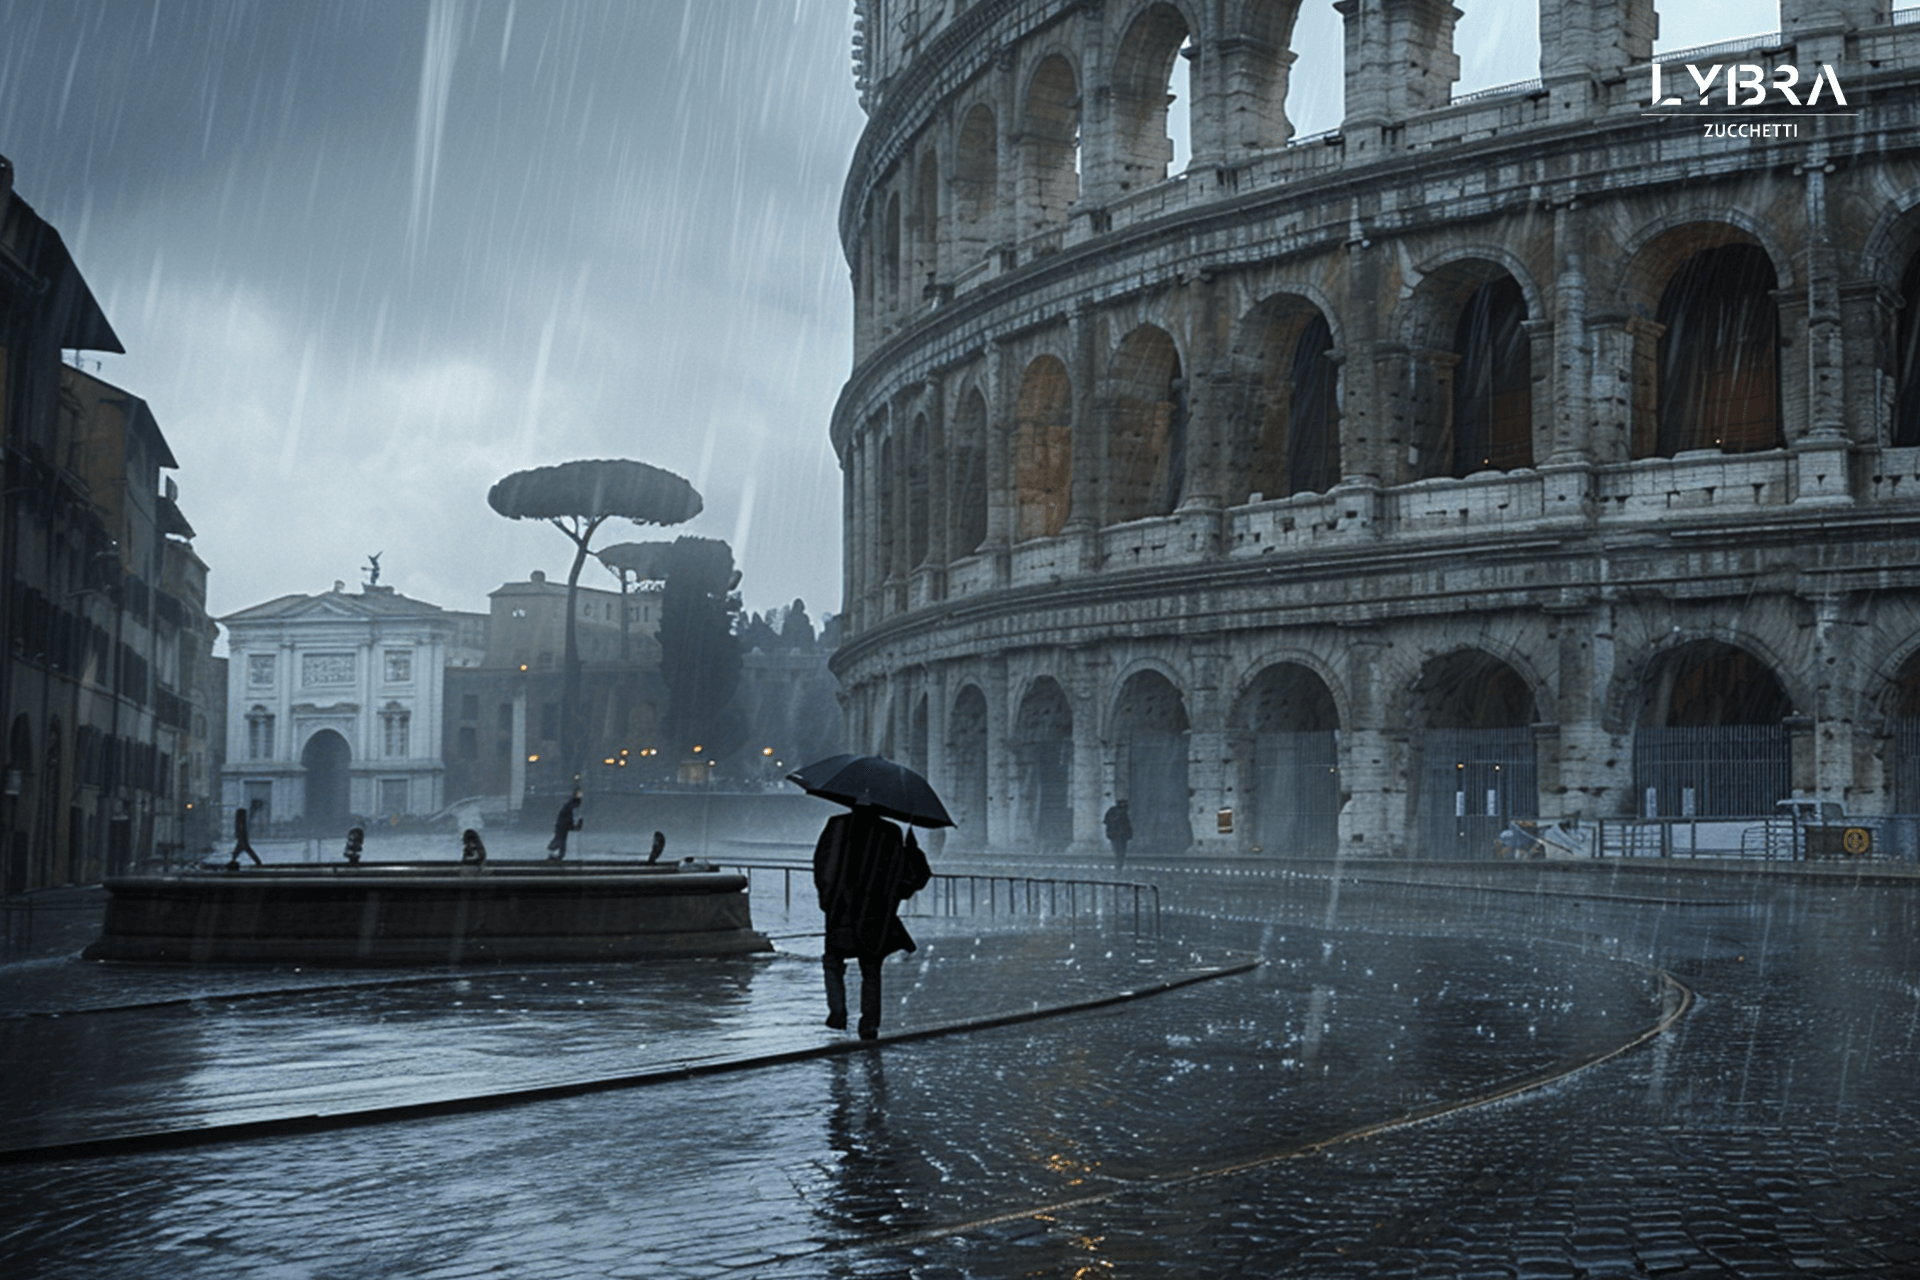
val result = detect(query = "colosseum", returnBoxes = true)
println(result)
[829,0,1920,861]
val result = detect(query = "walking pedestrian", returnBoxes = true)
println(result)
[342,826,365,864]
[646,830,667,864]
[813,806,931,1040]
[547,788,583,860]
[1104,799,1133,870]
[461,828,488,864]
[227,807,263,870]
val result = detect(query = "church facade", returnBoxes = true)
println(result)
[219,582,482,831]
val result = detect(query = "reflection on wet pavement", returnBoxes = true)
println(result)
[2,867,1914,1278]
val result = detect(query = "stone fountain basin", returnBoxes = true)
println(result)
[83,861,772,965]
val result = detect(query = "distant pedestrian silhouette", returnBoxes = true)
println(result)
[342,826,364,864]
[813,807,931,1040]
[228,808,263,870]
[647,830,667,864]
[547,790,582,860]
[1104,800,1133,870]
[461,828,488,864]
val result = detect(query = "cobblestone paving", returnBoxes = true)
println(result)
[2,867,1916,1278]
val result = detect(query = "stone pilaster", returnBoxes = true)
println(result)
[1337,0,1461,147]
[1539,0,1655,119]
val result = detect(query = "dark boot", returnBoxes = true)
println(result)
[823,953,849,1030]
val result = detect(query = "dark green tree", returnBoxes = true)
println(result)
[487,460,700,774]
[655,536,745,761]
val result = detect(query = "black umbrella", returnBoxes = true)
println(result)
[787,753,955,829]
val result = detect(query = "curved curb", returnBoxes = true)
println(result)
[868,962,1696,1253]
[0,957,1259,1166]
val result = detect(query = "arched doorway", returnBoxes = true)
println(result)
[1233,663,1340,856]
[1012,678,1074,852]
[301,730,353,831]
[1633,642,1791,817]
[947,685,989,848]
[1113,670,1191,854]
[1409,652,1537,858]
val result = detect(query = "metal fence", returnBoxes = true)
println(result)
[1414,726,1537,859]
[726,862,1160,938]
[1632,724,1790,818]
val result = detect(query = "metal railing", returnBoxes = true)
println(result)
[725,862,1160,938]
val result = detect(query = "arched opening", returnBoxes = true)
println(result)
[1015,356,1073,540]
[301,729,353,832]
[1232,663,1339,856]
[1633,641,1792,817]
[1894,250,1920,447]
[883,192,902,311]
[1013,678,1074,852]
[914,147,940,295]
[1409,652,1537,858]
[907,414,930,569]
[1022,54,1080,231]
[909,692,930,778]
[1654,243,1781,456]
[947,685,989,847]
[951,387,989,557]
[1886,654,1920,818]
[1108,325,1185,522]
[1451,276,1532,475]
[1240,299,1340,501]
[953,103,997,265]
[1111,3,1192,189]
[1112,670,1191,854]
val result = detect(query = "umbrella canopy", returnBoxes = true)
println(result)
[787,754,955,829]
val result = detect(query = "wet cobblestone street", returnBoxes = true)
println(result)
[2,861,1917,1277]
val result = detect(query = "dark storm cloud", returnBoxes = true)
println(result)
[0,0,862,623]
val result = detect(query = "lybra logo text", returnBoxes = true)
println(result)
[1649,61,1848,107]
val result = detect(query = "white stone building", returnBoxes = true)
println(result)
[220,582,482,831]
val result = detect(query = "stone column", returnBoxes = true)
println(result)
[1185,638,1233,856]
[1071,648,1110,858]
[1337,0,1461,151]
[1548,202,1594,466]
[1067,301,1101,534]
[1783,0,1890,66]
[1078,5,1117,208]
[985,338,1016,550]
[1539,0,1655,120]
[1801,590,1862,806]
[1217,21,1295,155]
[1186,4,1226,173]
[984,653,1013,850]
[1335,625,1396,857]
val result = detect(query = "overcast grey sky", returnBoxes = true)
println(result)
[0,0,1775,631]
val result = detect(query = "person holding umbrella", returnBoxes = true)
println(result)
[791,754,949,1041]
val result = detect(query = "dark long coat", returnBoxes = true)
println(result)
[813,810,931,958]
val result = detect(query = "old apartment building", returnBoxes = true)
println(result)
[2,157,218,890]
[832,0,1920,857]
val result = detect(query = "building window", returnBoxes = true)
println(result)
[458,726,478,759]
[382,703,410,758]
[247,654,276,686]
[498,702,514,732]
[461,693,480,720]
[384,650,413,683]
[246,706,275,760]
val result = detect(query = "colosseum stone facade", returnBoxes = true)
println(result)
[830,0,1920,860]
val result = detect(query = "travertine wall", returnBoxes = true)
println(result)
[834,0,1920,859]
